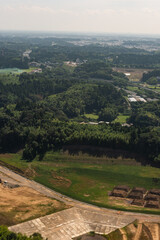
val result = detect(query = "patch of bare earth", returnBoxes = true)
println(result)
[50,171,72,188]
[74,234,107,240]
[24,167,37,178]
[0,184,69,226]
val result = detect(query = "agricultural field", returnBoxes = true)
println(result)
[126,86,139,92]
[0,68,39,84]
[144,84,160,92]
[0,151,160,215]
[113,68,152,82]
[84,114,99,120]
[113,114,129,124]
[0,68,23,74]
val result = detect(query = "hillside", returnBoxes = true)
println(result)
[107,221,160,240]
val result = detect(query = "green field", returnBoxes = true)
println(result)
[145,84,160,92]
[1,151,160,214]
[126,86,139,91]
[0,68,40,84]
[84,114,99,120]
[0,67,38,75]
[0,68,23,74]
[113,114,129,124]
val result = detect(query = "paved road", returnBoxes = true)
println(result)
[0,165,160,223]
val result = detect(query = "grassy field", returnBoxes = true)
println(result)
[113,68,152,82]
[126,86,139,92]
[113,114,129,124]
[84,114,99,120]
[0,68,39,84]
[0,151,160,214]
[0,67,38,74]
[145,84,160,92]
[0,68,23,74]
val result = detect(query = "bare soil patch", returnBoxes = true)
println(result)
[24,167,37,178]
[0,184,69,226]
[112,67,152,81]
[74,234,107,240]
[50,171,72,188]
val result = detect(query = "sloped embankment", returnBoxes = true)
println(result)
[107,221,160,240]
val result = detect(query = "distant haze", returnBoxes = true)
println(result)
[1,0,160,35]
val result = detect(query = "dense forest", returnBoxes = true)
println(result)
[0,34,160,166]
[0,226,42,240]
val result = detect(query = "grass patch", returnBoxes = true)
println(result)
[113,114,129,124]
[1,151,160,214]
[126,86,139,91]
[0,152,28,170]
[0,68,23,74]
[0,68,39,84]
[84,114,99,120]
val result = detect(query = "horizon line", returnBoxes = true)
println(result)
[0,29,160,38]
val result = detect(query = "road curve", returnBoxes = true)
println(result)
[0,165,160,223]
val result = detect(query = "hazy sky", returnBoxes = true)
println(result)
[0,0,160,34]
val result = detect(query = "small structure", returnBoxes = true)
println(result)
[145,200,160,209]
[131,199,145,206]
[128,97,137,102]
[128,191,143,199]
[114,185,131,192]
[149,189,160,196]
[121,123,132,127]
[144,193,160,201]
[88,122,98,125]
[132,187,147,194]
[29,62,41,67]
[110,189,127,198]
[98,121,105,124]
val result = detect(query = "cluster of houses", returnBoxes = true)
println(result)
[64,59,87,67]
[29,68,42,74]
[128,95,147,103]
[23,49,32,59]
[80,121,109,125]
[109,185,160,209]
[80,121,133,127]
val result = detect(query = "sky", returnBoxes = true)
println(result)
[0,0,160,34]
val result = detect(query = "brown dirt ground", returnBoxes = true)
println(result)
[0,184,69,226]
[50,171,72,188]
[74,234,107,240]
[112,68,153,81]
[107,222,160,240]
